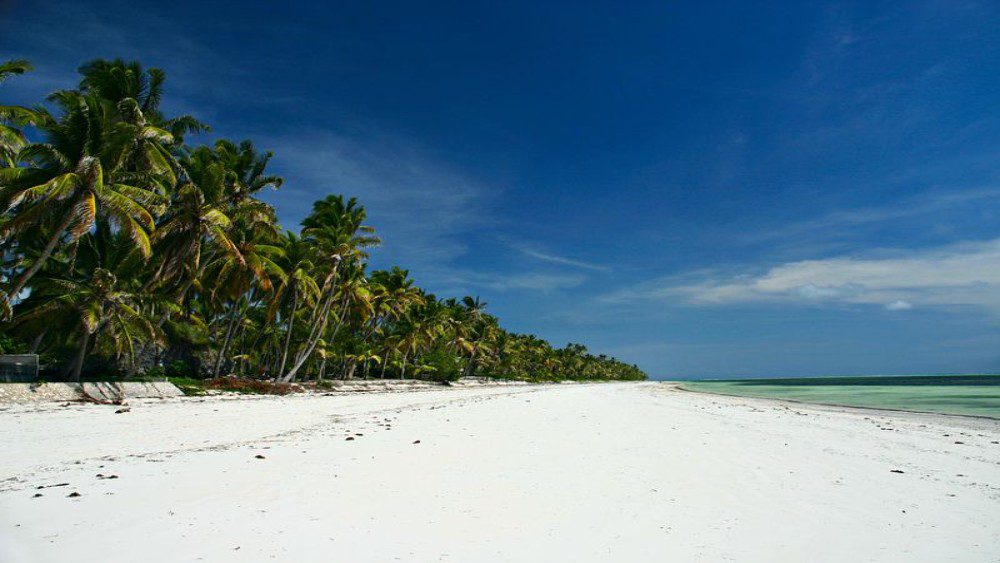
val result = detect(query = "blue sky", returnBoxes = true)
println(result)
[2,1,998,378]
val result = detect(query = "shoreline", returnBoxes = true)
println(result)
[670,380,1000,422]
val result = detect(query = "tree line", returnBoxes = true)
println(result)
[0,58,646,384]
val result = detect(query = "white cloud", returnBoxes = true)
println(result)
[885,300,913,311]
[602,238,1000,314]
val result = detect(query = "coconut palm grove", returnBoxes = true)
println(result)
[0,58,646,384]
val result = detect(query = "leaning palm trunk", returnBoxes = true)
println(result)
[399,350,409,380]
[212,299,242,377]
[68,329,92,382]
[463,345,478,378]
[65,315,111,382]
[281,288,335,381]
[29,330,46,354]
[281,261,342,382]
[277,285,298,376]
[6,211,76,304]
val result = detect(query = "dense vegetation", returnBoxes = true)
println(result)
[0,58,646,384]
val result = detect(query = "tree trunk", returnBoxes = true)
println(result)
[277,285,298,376]
[400,350,409,380]
[281,287,337,382]
[69,330,92,383]
[212,300,241,377]
[7,212,76,302]
[29,330,46,354]
[463,346,478,378]
[317,357,327,381]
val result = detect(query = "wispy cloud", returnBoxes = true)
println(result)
[260,130,496,271]
[601,237,1000,314]
[422,267,587,297]
[477,271,587,292]
[516,246,609,272]
[745,187,1000,245]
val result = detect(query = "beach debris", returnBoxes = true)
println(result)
[255,454,266,459]
[32,493,42,498]
[36,483,70,490]
[114,407,131,414]
[413,440,421,444]
[345,436,355,441]
[953,441,964,445]
[95,474,118,479]
[890,469,905,474]
[67,492,81,498]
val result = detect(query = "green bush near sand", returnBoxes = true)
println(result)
[167,377,207,396]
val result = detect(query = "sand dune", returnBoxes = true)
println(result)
[1,382,997,562]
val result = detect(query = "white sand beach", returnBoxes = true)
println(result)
[1,382,998,562]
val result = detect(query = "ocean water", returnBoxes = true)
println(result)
[678,375,1000,418]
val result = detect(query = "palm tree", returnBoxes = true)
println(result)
[205,211,285,377]
[0,59,42,169]
[271,231,320,376]
[77,58,208,144]
[452,296,488,377]
[281,195,379,381]
[0,88,168,302]
[15,266,158,380]
[149,144,244,291]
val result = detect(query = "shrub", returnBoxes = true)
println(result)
[167,376,207,396]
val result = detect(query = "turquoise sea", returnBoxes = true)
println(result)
[678,374,1000,419]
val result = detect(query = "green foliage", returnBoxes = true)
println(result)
[419,347,463,382]
[0,57,647,385]
[167,376,207,396]
[0,331,26,354]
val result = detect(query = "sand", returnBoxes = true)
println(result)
[0,382,997,562]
